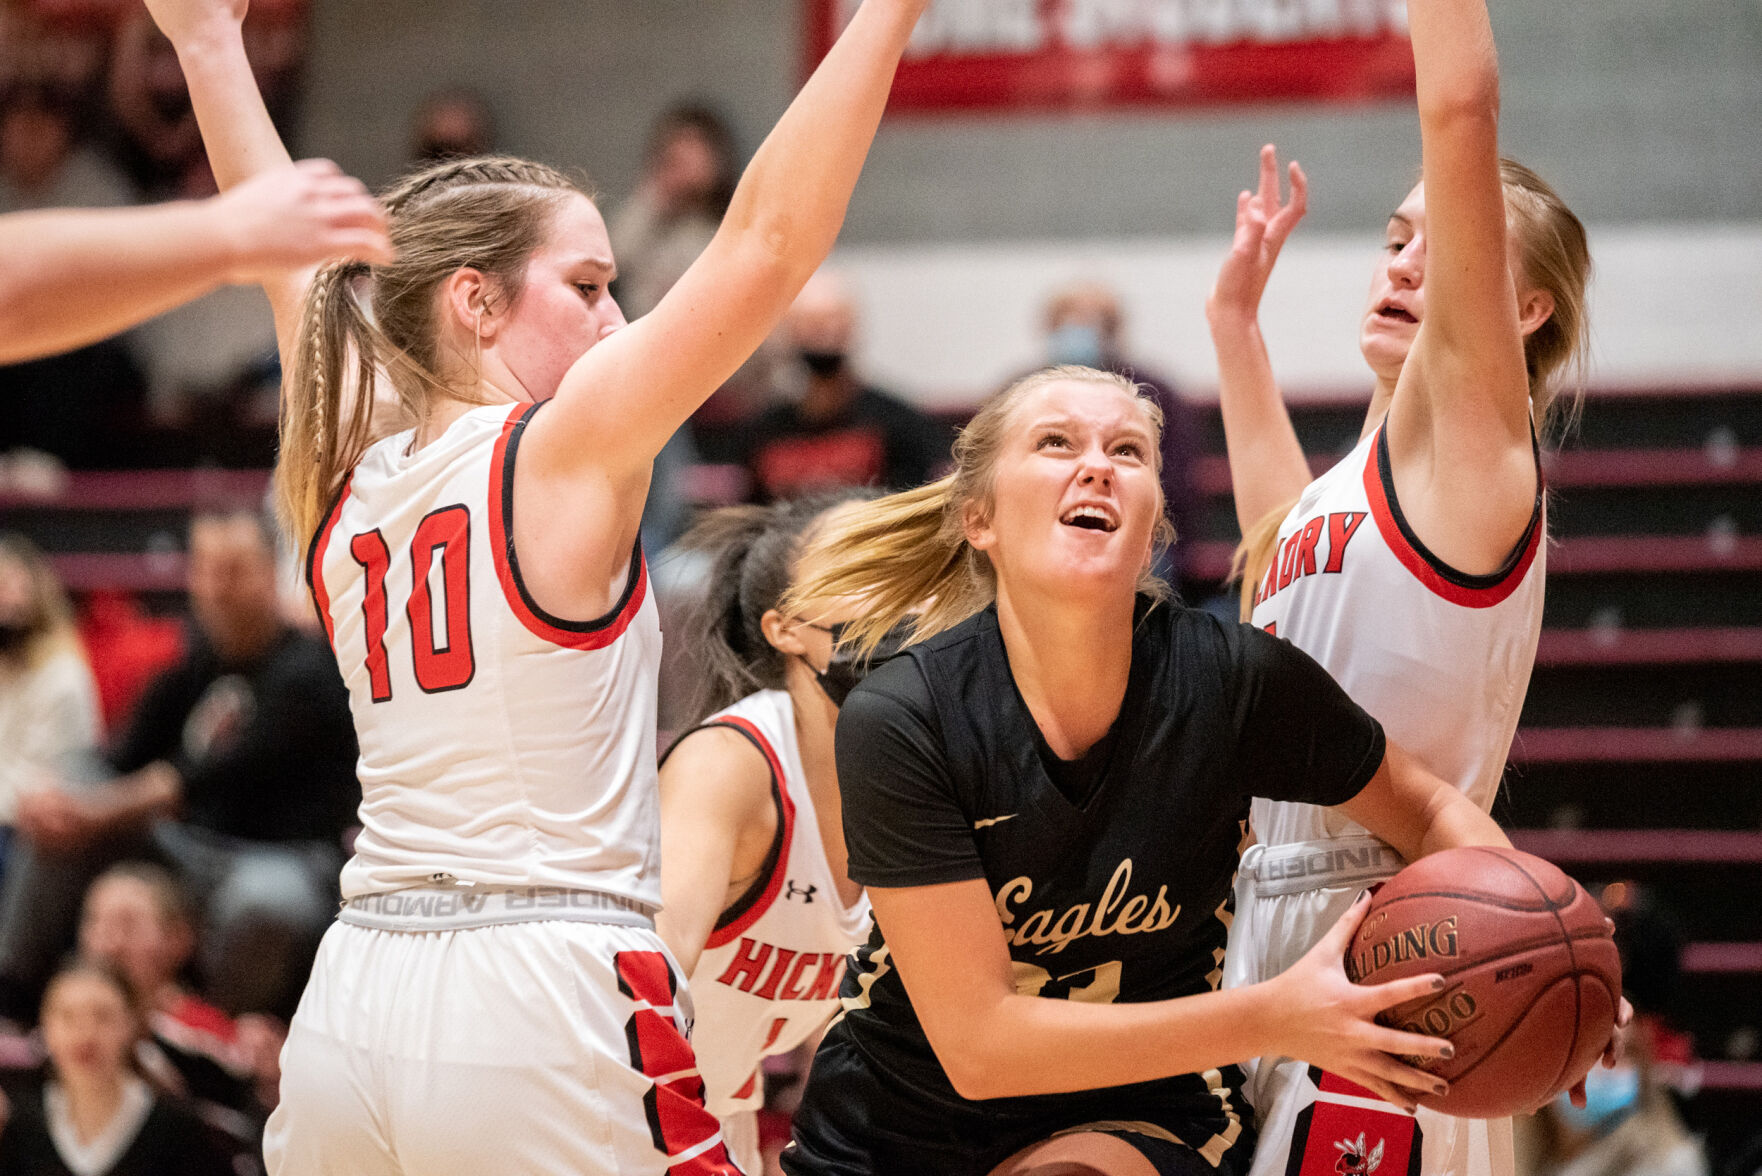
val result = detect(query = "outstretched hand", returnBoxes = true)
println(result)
[1267,891,1453,1113]
[142,0,248,48]
[216,159,395,284]
[1207,144,1308,324]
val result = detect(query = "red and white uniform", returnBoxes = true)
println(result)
[1223,424,1544,1176]
[675,690,871,1174]
[266,401,738,1176]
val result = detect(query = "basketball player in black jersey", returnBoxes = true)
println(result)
[776,366,1516,1176]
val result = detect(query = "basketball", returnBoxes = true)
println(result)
[1345,846,1622,1119]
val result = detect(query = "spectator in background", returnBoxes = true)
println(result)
[0,535,101,878]
[0,959,231,1176]
[0,82,133,214]
[744,269,950,502]
[612,103,743,545]
[409,86,496,163]
[0,81,147,472]
[1039,280,1201,596]
[1516,887,1708,1176]
[106,15,206,200]
[0,508,360,1024]
[79,863,273,1142]
[610,102,738,321]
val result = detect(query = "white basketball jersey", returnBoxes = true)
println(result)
[679,690,872,1120]
[309,400,663,907]
[1248,426,1545,846]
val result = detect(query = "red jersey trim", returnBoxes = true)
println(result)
[1361,426,1544,609]
[697,716,797,951]
[306,474,355,651]
[489,400,649,650]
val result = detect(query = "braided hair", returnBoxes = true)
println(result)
[278,155,589,545]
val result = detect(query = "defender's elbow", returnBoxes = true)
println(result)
[1419,75,1500,129]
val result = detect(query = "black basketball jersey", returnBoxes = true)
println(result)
[799,600,1385,1167]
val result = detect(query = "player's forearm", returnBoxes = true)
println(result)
[1409,0,1499,124]
[1344,744,1511,863]
[715,0,925,281]
[1414,786,1510,860]
[169,21,293,191]
[1209,312,1311,532]
[0,203,239,363]
[935,983,1281,1101]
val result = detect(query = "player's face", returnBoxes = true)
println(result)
[492,192,626,401]
[972,380,1161,601]
[1361,182,1542,383]
[1360,183,1428,382]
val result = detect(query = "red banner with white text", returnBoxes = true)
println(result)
[804,0,1416,114]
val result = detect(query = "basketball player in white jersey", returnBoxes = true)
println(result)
[1207,2,1613,1174]
[658,496,878,1174]
[141,0,928,1172]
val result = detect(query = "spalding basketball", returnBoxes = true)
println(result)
[1345,846,1621,1118]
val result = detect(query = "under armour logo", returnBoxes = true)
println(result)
[785,881,817,903]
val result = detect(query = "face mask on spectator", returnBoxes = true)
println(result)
[1048,323,1105,369]
[799,349,846,379]
[0,621,29,655]
[1553,1063,1640,1133]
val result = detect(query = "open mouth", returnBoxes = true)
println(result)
[1376,302,1418,324]
[1060,505,1119,533]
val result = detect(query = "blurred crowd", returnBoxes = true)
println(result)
[0,0,305,481]
[0,5,1743,1175]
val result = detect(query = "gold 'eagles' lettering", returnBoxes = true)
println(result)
[993,859,1181,956]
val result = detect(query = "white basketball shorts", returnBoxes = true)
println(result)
[264,913,744,1175]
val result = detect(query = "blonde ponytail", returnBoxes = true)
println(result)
[1229,496,1297,623]
[782,476,984,656]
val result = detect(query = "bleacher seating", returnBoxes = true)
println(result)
[4,384,1757,1153]
[1183,386,1762,1151]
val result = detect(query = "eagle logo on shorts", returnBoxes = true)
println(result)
[1333,1133,1385,1176]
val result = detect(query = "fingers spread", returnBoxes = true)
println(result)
[1365,973,1446,1012]
[1288,162,1309,214]
[1346,1071,1421,1115]
[1358,1050,1447,1100]
[1257,144,1281,206]
[1318,889,1373,952]
[1369,1024,1453,1062]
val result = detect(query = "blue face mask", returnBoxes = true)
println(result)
[1554,1065,1640,1133]
[1048,324,1106,370]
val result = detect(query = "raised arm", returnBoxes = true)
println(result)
[0,165,390,365]
[143,0,326,349]
[534,0,929,477]
[1384,0,1538,569]
[1207,145,1314,533]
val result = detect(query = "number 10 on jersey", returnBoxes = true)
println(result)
[349,505,476,700]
